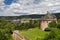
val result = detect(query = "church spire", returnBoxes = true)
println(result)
[47,11,50,14]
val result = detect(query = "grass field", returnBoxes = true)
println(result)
[20,28,49,40]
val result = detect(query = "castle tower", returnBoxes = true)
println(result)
[40,11,57,31]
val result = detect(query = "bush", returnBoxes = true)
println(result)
[0,29,13,40]
[48,21,57,28]
[57,24,60,29]
[44,28,51,31]
[57,20,60,29]
[15,22,30,30]
[15,20,39,30]
[0,18,15,40]
[44,28,60,40]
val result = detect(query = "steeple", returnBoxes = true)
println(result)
[47,11,50,14]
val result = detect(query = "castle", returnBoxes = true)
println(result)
[40,11,57,31]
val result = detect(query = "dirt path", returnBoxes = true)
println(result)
[13,30,28,40]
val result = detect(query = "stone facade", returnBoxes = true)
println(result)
[40,11,57,31]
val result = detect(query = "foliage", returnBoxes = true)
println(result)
[0,18,15,40]
[57,23,60,29]
[15,20,39,30]
[44,28,51,31]
[55,13,60,19]
[33,20,39,28]
[0,29,13,40]
[4,22,15,30]
[48,21,57,28]
[15,22,29,30]
[44,28,60,40]
[57,20,60,29]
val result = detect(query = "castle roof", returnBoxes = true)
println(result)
[41,11,57,21]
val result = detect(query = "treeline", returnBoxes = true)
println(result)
[55,13,60,19]
[0,14,44,20]
[0,13,60,20]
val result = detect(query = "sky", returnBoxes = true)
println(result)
[0,0,60,16]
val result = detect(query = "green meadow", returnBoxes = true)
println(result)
[20,28,49,40]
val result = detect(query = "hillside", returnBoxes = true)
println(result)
[0,14,44,20]
[0,13,60,20]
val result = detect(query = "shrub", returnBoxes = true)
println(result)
[57,24,60,29]
[57,20,60,29]
[15,22,30,30]
[0,18,14,40]
[44,28,51,31]
[48,21,57,28]
[44,28,60,40]
[0,29,13,40]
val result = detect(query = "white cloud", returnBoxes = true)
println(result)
[0,0,60,16]
[10,3,21,9]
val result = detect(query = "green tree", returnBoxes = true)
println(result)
[44,28,60,40]
[48,21,57,28]
[57,20,60,29]
[0,18,14,40]
[5,22,15,30]
[0,29,13,40]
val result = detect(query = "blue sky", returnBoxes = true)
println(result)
[0,0,60,16]
[4,0,13,5]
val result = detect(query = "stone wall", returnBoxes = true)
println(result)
[40,21,52,31]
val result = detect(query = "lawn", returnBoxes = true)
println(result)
[20,28,49,40]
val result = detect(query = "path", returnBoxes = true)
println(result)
[13,30,28,40]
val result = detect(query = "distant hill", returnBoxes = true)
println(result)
[0,13,60,20]
[18,14,44,18]
[19,13,60,19]
[0,14,44,20]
